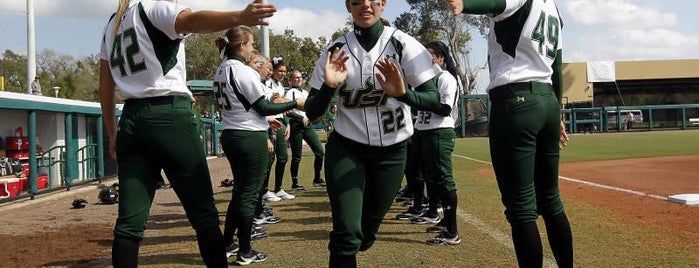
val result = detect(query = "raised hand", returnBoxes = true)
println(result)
[324,47,350,88]
[375,59,406,97]
[442,0,464,15]
[239,0,277,26]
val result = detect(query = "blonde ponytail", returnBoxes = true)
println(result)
[113,0,131,33]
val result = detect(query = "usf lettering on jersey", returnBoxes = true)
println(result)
[309,26,441,146]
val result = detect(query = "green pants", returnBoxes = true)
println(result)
[415,128,456,194]
[115,95,219,240]
[488,82,565,225]
[325,133,407,256]
[289,120,324,181]
[265,124,288,192]
[220,130,268,218]
[404,135,427,207]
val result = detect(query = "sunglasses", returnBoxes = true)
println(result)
[349,0,381,7]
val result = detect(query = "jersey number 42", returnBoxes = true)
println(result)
[110,27,147,77]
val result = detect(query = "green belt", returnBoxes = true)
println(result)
[124,95,192,110]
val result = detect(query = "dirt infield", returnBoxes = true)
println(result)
[1,155,697,267]
[558,155,699,236]
[0,157,235,268]
[473,155,699,235]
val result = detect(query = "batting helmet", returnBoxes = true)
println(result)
[98,187,118,204]
[72,198,88,209]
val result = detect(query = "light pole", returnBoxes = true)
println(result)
[52,86,60,98]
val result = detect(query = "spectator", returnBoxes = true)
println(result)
[30,77,42,95]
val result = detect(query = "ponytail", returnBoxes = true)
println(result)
[113,0,130,33]
[424,41,458,78]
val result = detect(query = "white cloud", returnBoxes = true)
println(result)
[561,0,699,62]
[267,8,348,40]
[565,0,676,29]
[566,28,699,62]
[2,0,247,19]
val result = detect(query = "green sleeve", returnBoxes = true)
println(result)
[251,97,297,116]
[462,0,506,15]
[433,104,452,117]
[396,78,441,112]
[551,49,563,104]
[305,84,336,121]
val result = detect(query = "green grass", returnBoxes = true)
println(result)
[138,129,699,267]
[456,130,699,163]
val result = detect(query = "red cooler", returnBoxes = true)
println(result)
[18,177,27,191]
[37,175,49,189]
[0,178,20,198]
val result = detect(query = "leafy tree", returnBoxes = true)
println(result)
[393,0,489,93]
[0,50,28,92]
[184,32,220,81]
[268,28,324,83]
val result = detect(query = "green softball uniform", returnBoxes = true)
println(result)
[306,21,442,256]
[465,0,566,226]
[115,96,218,239]
[266,123,289,192]
[413,69,460,236]
[100,0,219,242]
[414,70,460,194]
[285,87,324,184]
[459,0,573,267]
[264,78,290,192]
[214,56,297,252]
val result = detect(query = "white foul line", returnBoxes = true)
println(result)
[452,154,557,267]
[558,176,667,200]
[452,153,668,267]
[453,154,668,200]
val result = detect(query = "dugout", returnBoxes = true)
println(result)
[0,91,120,201]
[186,80,223,156]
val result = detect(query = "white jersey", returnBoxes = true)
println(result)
[213,59,269,131]
[309,26,441,146]
[99,0,191,100]
[265,79,286,119]
[284,87,308,119]
[414,71,459,130]
[484,0,562,91]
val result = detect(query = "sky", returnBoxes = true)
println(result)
[1,0,698,91]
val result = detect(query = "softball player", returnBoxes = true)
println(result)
[264,59,296,200]
[414,41,462,244]
[285,70,326,190]
[99,1,275,267]
[249,54,283,227]
[445,0,573,267]
[213,26,302,265]
[304,0,442,266]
